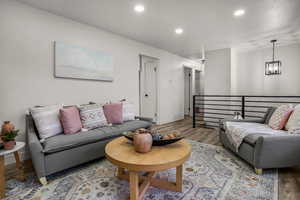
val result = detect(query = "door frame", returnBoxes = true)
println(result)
[139,54,159,122]
[184,66,193,117]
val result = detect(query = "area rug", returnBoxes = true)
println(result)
[5,140,278,200]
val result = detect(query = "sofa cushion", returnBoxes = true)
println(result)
[43,128,120,154]
[43,120,152,154]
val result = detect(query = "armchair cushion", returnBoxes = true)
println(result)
[224,121,286,151]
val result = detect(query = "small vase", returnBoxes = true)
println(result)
[133,133,153,153]
[1,121,15,134]
[4,140,16,150]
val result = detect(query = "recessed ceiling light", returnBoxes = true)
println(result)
[234,9,245,17]
[175,28,183,35]
[134,4,145,13]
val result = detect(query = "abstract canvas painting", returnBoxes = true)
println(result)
[54,41,114,81]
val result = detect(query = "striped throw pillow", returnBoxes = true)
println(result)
[79,104,108,130]
[268,104,294,130]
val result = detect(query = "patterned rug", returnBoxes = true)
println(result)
[5,140,278,200]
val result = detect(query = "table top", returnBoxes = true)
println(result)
[0,142,25,156]
[105,137,191,172]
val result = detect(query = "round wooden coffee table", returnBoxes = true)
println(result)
[105,137,191,200]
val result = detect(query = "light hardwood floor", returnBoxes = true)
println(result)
[5,117,300,200]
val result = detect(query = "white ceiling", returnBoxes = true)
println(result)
[17,0,300,58]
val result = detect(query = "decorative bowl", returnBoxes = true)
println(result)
[123,132,184,146]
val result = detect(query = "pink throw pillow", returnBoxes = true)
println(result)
[103,103,123,124]
[268,104,294,130]
[60,106,82,134]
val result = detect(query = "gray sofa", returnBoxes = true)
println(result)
[26,114,153,185]
[219,107,300,174]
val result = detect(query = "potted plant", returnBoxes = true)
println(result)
[1,130,19,150]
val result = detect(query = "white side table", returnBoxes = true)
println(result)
[0,141,26,198]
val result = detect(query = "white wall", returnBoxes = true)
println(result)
[231,43,300,95]
[204,48,231,95]
[0,0,200,163]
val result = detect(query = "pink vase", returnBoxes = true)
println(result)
[4,140,15,150]
[133,133,153,153]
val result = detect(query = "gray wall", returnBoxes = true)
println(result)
[204,48,231,95]
[231,43,300,95]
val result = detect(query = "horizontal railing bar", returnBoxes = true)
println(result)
[198,108,242,112]
[245,115,264,119]
[245,100,300,104]
[196,103,242,107]
[244,105,272,108]
[196,112,235,116]
[202,120,219,124]
[196,99,242,102]
[195,95,300,98]
[245,110,267,114]
[203,116,224,120]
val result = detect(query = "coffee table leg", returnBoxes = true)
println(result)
[0,156,5,199]
[129,171,139,200]
[176,165,183,192]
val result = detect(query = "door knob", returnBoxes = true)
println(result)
[145,94,149,97]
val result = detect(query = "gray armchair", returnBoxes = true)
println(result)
[219,108,300,174]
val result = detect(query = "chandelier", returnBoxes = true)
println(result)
[265,39,281,75]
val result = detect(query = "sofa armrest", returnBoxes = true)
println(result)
[26,115,46,178]
[254,134,300,169]
[135,116,155,124]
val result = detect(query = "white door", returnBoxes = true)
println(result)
[140,56,158,122]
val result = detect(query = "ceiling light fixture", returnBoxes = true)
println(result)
[134,4,145,13]
[233,9,245,17]
[175,28,183,35]
[265,39,282,75]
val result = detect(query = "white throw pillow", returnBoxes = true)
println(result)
[122,102,135,121]
[30,104,63,139]
[285,104,300,131]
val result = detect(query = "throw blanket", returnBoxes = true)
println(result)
[225,122,286,152]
